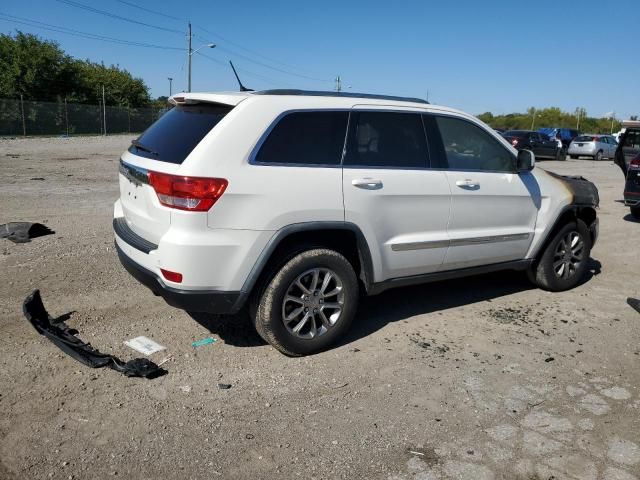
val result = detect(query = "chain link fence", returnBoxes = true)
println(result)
[0,98,168,137]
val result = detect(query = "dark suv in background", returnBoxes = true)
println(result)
[502,130,564,160]
[615,121,640,219]
[539,127,580,150]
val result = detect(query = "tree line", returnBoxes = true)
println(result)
[477,107,633,134]
[0,31,152,107]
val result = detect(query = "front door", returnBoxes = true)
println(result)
[342,109,451,281]
[426,114,540,270]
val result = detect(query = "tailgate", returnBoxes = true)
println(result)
[118,158,174,245]
[116,101,234,245]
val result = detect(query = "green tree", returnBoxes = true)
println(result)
[0,31,151,107]
[0,31,75,101]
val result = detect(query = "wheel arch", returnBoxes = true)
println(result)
[530,205,597,262]
[237,222,375,309]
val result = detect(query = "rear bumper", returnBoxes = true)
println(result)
[567,146,596,156]
[115,242,243,314]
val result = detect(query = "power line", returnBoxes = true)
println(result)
[54,0,184,35]
[109,0,331,83]
[192,33,330,85]
[114,0,183,21]
[196,52,285,88]
[0,13,185,50]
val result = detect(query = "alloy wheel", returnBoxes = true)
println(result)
[552,231,584,279]
[281,268,345,339]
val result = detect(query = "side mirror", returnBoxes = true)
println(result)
[517,149,535,171]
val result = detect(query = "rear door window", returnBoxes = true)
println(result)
[254,111,348,165]
[129,104,232,164]
[434,115,515,172]
[343,111,429,168]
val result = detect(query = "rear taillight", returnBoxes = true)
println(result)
[630,156,640,169]
[148,171,228,212]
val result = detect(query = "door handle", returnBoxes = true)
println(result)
[455,179,479,188]
[352,178,383,190]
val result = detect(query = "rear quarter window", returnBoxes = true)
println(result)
[254,111,349,165]
[129,104,232,164]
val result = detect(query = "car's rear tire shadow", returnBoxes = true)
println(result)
[187,311,267,347]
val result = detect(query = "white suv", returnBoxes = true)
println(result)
[114,90,599,356]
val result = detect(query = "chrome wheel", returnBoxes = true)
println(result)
[552,231,584,279]
[281,268,344,339]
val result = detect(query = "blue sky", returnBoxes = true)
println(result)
[1,0,638,118]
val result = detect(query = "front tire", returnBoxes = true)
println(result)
[252,248,359,356]
[529,220,591,292]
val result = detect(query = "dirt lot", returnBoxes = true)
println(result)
[0,135,639,480]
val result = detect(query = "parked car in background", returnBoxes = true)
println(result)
[539,127,580,150]
[568,135,617,161]
[502,130,564,160]
[614,122,640,218]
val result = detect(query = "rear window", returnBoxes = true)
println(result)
[575,136,597,142]
[254,111,349,165]
[129,104,231,164]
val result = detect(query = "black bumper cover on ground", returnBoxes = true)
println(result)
[115,243,242,314]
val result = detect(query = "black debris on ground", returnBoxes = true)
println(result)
[0,222,54,243]
[22,290,166,379]
[627,297,640,315]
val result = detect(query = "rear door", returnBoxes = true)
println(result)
[119,103,232,243]
[427,114,539,270]
[342,109,451,281]
[620,129,640,172]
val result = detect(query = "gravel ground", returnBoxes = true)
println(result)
[0,135,639,480]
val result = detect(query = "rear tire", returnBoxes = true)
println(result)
[252,248,359,356]
[529,220,591,292]
[555,148,566,161]
[631,206,640,220]
[595,150,603,161]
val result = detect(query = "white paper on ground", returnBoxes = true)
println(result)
[124,336,166,356]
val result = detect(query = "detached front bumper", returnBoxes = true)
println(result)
[115,242,242,314]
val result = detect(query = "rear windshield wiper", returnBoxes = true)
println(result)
[131,139,158,156]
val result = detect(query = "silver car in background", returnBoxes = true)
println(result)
[568,134,618,160]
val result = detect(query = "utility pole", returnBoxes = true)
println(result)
[335,75,341,92]
[20,94,26,136]
[102,85,106,136]
[168,77,173,97]
[64,97,69,136]
[530,108,536,130]
[187,22,192,92]
[610,112,615,134]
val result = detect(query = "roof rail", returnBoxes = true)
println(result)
[253,89,429,105]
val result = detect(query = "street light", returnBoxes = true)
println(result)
[187,22,216,92]
[168,77,173,97]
